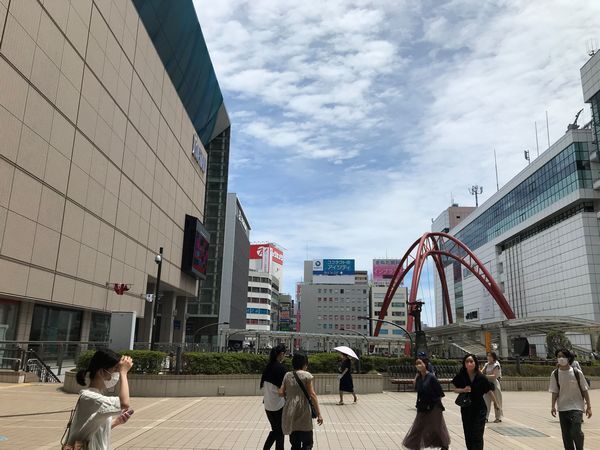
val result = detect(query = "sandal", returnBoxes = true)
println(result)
[493,419,502,423]
[337,401,344,405]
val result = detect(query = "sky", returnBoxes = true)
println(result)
[193,0,600,326]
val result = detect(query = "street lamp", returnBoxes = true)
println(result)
[357,316,414,356]
[192,321,229,342]
[150,247,163,351]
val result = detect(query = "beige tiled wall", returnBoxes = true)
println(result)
[0,0,208,316]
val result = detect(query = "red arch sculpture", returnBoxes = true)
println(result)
[373,232,515,337]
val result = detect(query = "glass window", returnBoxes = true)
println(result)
[0,299,19,341]
[89,313,110,342]
[30,304,82,342]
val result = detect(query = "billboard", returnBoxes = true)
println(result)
[249,243,283,274]
[181,215,210,279]
[312,259,355,275]
[373,259,401,282]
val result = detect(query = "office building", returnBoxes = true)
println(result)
[246,243,283,331]
[431,50,600,354]
[298,259,369,334]
[371,259,408,336]
[0,0,228,348]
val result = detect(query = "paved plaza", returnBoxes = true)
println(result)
[1,383,599,449]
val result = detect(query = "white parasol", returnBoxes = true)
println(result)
[333,346,359,360]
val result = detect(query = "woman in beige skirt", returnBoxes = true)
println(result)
[482,351,503,423]
[279,353,323,449]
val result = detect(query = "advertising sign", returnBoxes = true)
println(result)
[250,244,284,273]
[181,214,210,280]
[312,259,355,275]
[192,134,207,174]
[373,259,401,282]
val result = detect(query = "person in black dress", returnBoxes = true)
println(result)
[451,353,496,450]
[337,354,357,405]
[402,356,450,449]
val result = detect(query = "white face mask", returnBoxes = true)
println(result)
[104,371,120,389]
[557,357,568,367]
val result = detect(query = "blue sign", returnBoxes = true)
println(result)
[313,259,355,275]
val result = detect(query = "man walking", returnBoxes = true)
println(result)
[549,348,592,450]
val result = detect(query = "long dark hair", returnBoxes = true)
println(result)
[260,344,286,388]
[457,353,480,379]
[76,348,120,386]
[292,353,308,370]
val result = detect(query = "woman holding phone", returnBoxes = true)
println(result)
[63,348,134,449]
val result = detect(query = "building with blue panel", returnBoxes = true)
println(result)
[432,51,600,356]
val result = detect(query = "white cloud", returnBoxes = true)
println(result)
[194,0,600,324]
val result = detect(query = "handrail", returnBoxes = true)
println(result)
[26,349,60,383]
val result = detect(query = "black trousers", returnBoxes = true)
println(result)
[263,408,284,450]
[460,405,487,450]
[290,430,313,450]
[558,410,584,450]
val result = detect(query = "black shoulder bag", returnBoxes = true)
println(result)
[293,371,318,419]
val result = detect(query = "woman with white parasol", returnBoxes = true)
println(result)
[334,346,358,405]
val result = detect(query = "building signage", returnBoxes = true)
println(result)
[373,259,401,282]
[192,134,207,174]
[181,214,210,280]
[250,244,284,273]
[312,259,355,275]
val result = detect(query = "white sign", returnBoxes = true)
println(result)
[192,134,207,173]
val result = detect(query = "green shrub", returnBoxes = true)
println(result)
[183,352,271,375]
[75,349,165,375]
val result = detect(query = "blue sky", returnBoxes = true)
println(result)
[193,0,600,325]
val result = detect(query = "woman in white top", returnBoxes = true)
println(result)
[260,344,287,450]
[64,348,134,449]
[482,351,503,422]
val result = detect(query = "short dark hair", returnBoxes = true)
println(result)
[555,348,574,364]
[292,353,308,370]
[487,351,498,362]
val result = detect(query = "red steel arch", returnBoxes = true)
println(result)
[373,232,515,337]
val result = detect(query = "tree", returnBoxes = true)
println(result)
[546,330,572,357]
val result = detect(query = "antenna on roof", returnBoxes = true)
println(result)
[587,39,598,57]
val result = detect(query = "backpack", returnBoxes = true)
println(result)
[552,368,586,399]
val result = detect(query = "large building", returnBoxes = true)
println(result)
[432,52,600,355]
[298,259,369,334]
[0,0,229,350]
[246,243,284,330]
[371,259,408,336]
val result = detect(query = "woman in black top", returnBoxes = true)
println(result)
[402,356,450,449]
[260,344,288,450]
[337,354,357,405]
[451,353,496,450]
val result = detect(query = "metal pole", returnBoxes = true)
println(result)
[150,247,163,351]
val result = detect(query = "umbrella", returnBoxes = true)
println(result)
[334,346,359,360]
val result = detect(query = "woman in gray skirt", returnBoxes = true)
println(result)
[402,356,450,450]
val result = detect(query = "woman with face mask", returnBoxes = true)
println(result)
[452,353,495,450]
[63,349,134,449]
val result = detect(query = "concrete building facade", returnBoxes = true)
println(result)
[0,0,228,350]
[298,260,369,334]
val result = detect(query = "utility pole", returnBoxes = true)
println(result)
[469,185,483,207]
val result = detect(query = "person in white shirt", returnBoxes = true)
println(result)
[64,349,133,449]
[260,344,287,450]
[549,348,592,450]
[482,351,503,423]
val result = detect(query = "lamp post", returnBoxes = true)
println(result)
[357,316,414,356]
[150,247,163,351]
[192,321,229,346]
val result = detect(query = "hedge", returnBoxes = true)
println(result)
[76,350,166,375]
[74,350,600,377]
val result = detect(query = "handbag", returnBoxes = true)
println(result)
[61,397,89,450]
[293,371,318,419]
[455,392,472,408]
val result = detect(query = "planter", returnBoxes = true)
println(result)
[0,370,25,383]
[63,371,384,397]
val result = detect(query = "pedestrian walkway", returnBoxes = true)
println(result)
[0,383,599,448]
